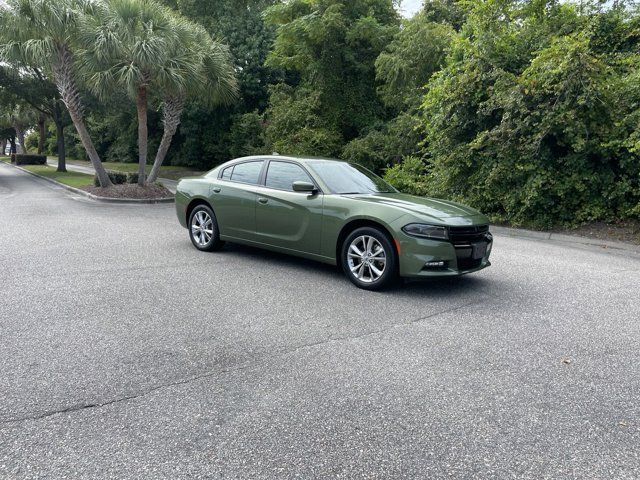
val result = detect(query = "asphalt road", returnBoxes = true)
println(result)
[1,162,639,479]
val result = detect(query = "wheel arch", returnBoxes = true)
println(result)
[186,198,213,224]
[335,218,399,268]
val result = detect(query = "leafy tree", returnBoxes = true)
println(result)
[227,111,266,158]
[422,0,467,30]
[0,97,37,154]
[0,66,71,170]
[416,0,640,227]
[376,11,454,109]
[264,0,399,150]
[264,84,343,156]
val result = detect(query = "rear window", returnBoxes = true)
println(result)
[229,161,263,185]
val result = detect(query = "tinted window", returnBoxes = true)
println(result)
[221,166,233,180]
[307,161,396,194]
[230,161,263,184]
[266,161,313,191]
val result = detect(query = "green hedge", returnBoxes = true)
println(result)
[13,154,47,165]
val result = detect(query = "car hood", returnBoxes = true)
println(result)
[343,192,487,223]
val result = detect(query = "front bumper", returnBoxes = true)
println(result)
[397,232,493,278]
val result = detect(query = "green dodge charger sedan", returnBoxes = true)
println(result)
[175,155,493,290]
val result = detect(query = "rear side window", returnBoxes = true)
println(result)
[221,166,233,180]
[266,161,314,191]
[230,161,263,185]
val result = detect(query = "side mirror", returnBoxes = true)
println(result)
[292,181,317,193]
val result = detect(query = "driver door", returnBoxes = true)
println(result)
[254,160,324,254]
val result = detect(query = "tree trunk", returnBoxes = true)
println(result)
[53,104,66,172]
[52,44,112,187]
[55,120,66,173]
[136,85,148,186]
[37,115,46,154]
[1,139,6,156]
[147,95,185,184]
[15,127,27,154]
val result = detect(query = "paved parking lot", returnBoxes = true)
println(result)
[1,163,639,479]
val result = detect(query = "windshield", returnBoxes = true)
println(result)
[307,161,397,194]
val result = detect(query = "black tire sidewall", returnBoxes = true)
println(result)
[189,205,222,252]
[341,227,398,290]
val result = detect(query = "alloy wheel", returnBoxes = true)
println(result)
[191,210,214,247]
[347,235,387,284]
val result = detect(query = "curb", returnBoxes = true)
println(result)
[492,225,640,255]
[8,163,175,205]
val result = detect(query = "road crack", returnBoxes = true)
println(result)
[0,299,481,429]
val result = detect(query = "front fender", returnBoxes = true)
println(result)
[320,195,409,259]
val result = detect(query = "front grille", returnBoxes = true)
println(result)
[449,225,490,271]
[449,225,490,245]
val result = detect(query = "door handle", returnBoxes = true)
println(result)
[258,197,269,205]
[212,187,221,193]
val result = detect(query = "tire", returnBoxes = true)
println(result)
[188,204,224,252]
[341,227,398,291]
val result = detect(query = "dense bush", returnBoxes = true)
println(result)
[14,154,46,165]
[228,111,266,158]
[412,1,640,227]
[264,85,343,157]
[93,170,139,187]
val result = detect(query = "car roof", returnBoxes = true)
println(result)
[229,155,347,166]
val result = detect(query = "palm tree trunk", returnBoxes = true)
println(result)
[56,120,66,173]
[136,85,148,186]
[53,104,66,172]
[37,115,46,154]
[52,44,112,187]
[147,95,185,184]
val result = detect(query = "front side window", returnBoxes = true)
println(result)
[265,161,314,191]
[307,161,396,194]
[230,161,263,185]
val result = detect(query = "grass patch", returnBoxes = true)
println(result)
[23,164,94,188]
[0,156,10,163]
[64,159,205,181]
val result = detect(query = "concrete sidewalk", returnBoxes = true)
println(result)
[47,159,179,193]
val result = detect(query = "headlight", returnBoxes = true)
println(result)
[402,223,449,240]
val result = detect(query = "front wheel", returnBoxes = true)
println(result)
[341,227,398,291]
[189,204,224,252]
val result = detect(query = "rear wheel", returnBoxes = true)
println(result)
[341,227,398,290]
[189,204,224,252]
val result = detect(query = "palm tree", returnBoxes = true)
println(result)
[79,0,177,186]
[80,0,237,186]
[0,0,113,186]
[146,17,237,184]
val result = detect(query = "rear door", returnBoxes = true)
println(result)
[255,160,324,254]
[212,160,265,241]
